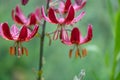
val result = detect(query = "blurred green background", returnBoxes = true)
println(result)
[0,0,120,80]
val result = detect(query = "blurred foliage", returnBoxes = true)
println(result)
[0,0,120,80]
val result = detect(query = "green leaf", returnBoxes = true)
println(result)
[119,0,120,6]
[107,0,114,22]
[111,11,120,80]
[116,72,120,80]
[115,11,120,54]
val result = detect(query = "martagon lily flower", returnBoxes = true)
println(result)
[60,24,93,58]
[41,5,85,40]
[0,22,39,57]
[12,5,42,26]
[41,5,85,25]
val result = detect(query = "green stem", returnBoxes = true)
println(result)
[37,0,50,80]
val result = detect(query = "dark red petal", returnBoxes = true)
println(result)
[18,26,27,41]
[15,14,24,24]
[1,23,13,40]
[21,0,29,5]
[70,27,80,44]
[16,5,23,15]
[12,6,23,24]
[64,6,75,24]
[48,8,59,24]
[64,0,71,12]
[26,25,39,41]
[28,13,37,25]
[14,5,27,24]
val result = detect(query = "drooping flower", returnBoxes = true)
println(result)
[0,22,39,57]
[41,5,85,40]
[60,24,93,58]
[12,5,42,26]
[41,4,85,25]
[21,0,29,6]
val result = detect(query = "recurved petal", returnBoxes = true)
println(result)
[70,27,80,44]
[41,6,51,23]
[64,0,71,12]
[12,10,16,22]
[28,13,37,25]
[18,25,28,41]
[15,5,27,24]
[26,25,39,41]
[64,6,75,24]
[14,14,25,24]
[71,11,85,24]
[16,5,24,16]
[10,25,19,40]
[48,7,59,24]
[0,23,13,40]
[80,24,93,44]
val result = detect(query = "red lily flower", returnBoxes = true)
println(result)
[0,22,39,57]
[41,5,85,25]
[12,5,42,26]
[60,24,93,58]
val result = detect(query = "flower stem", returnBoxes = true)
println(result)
[38,0,50,80]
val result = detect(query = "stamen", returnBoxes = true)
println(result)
[24,47,28,56]
[22,47,24,55]
[75,48,80,58]
[9,46,15,55]
[69,49,73,58]
[82,48,87,57]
